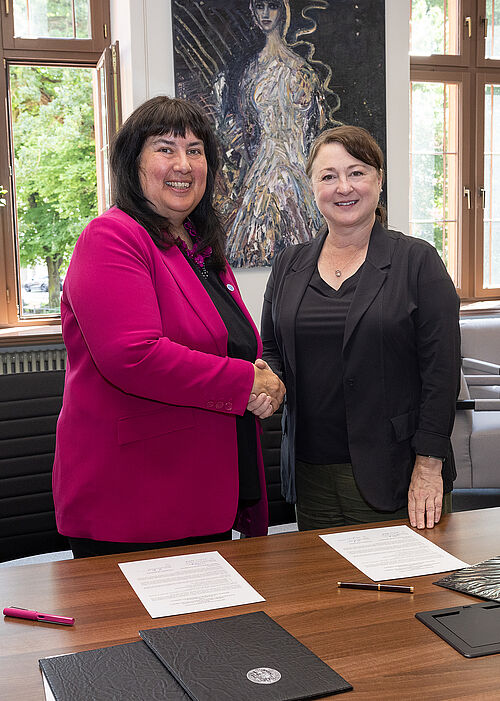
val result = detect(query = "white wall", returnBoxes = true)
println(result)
[111,0,175,114]
[385,0,410,234]
[111,0,410,324]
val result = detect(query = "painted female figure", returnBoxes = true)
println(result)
[217,0,334,267]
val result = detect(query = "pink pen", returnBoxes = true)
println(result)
[3,606,75,626]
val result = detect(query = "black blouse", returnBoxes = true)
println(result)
[295,265,363,464]
[185,257,260,502]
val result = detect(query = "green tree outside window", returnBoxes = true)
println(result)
[10,65,97,314]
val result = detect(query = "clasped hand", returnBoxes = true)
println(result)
[247,358,285,419]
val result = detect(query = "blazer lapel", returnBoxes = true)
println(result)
[343,221,392,351]
[162,246,229,356]
[220,266,263,357]
[280,232,326,376]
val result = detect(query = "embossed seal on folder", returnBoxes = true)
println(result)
[247,667,282,684]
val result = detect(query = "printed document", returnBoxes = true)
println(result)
[320,525,469,581]
[119,550,264,617]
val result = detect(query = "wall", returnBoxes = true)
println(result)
[111,0,410,324]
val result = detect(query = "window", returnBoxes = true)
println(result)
[9,64,97,318]
[2,0,108,52]
[0,0,120,329]
[410,0,500,300]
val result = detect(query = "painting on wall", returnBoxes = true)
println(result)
[172,0,386,268]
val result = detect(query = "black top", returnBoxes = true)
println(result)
[295,265,362,464]
[186,257,260,502]
[261,221,461,509]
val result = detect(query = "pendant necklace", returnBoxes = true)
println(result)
[333,245,366,278]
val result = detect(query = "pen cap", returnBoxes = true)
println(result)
[3,607,38,621]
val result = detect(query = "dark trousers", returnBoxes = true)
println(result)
[295,459,452,531]
[68,530,233,559]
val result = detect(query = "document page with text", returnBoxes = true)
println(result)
[320,525,469,581]
[119,550,264,617]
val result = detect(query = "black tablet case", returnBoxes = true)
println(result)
[39,640,190,700]
[434,555,500,603]
[416,601,500,658]
[140,611,352,701]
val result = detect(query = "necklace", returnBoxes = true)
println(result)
[176,221,212,279]
[331,243,368,278]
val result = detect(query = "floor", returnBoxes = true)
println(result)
[0,523,298,568]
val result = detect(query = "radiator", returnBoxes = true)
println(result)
[0,348,66,375]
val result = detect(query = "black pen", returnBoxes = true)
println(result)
[337,581,414,593]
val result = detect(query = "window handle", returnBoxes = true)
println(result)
[4,0,9,15]
[464,186,471,209]
[481,16,488,38]
[464,16,472,38]
[479,187,486,209]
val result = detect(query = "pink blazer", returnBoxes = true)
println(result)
[53,208,268,542]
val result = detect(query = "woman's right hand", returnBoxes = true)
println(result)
[247,392,274,419]
[248,359,285,416]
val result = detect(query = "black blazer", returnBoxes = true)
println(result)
[261,221,461,510]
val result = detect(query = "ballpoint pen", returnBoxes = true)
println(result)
[337,582,414,593]
[3,606,75,625]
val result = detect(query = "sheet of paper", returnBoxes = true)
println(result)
[320,525,469,581]
[41,669,55,701]
[118,550,265,618]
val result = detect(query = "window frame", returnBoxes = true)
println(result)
[475,70,500,297]
[410,0,471,67]
[0,0,113,333]
[410,67,472,298]
[94,40,121,214]
[476,1,500,68]
[410,0,500,301]
[1,0,108,54]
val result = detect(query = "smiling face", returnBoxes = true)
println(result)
[138,130,208,226]
[310,142,383,235]
[252,1,283,33]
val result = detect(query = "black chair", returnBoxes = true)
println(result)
[0,371,68,562]
[260,409,296,527]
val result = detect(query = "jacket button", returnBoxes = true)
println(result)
[206,400,214,408]
[215,401,224,409]
[346,378,354,387]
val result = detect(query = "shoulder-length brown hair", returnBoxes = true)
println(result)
[111,96,226,270]
[306,125,386,226]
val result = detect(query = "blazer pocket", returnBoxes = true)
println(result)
[117,406,194,445]
[390,409,418,443]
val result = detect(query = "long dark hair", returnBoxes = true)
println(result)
[306,125,386,226]
[111,96,226,270]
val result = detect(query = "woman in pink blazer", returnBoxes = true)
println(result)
[53,97,284,558]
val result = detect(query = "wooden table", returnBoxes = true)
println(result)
[1,508,500,700]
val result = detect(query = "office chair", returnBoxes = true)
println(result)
[260,408,296,527]
[0,371,68,562]
[452,370,500,511]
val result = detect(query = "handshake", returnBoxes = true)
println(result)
[247,358,286,420]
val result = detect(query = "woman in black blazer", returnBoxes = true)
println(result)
[261,125,460,530]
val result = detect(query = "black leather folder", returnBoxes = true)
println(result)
[140,610,352,700]
[416,601,500,658]
[39,640,190,700]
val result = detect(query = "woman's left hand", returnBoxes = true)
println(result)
[407,456,444,529]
